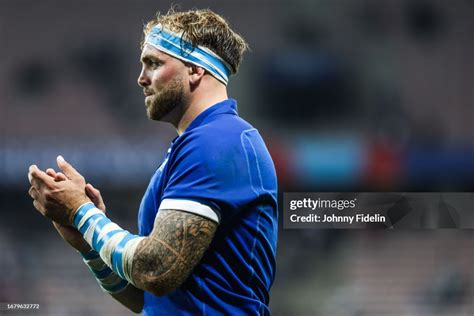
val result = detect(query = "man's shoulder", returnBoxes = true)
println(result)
[199,112,254,135]
[179,115,256,149]
[169,115,272,174]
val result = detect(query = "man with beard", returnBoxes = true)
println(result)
[27,8,278,316]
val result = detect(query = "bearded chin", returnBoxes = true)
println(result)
[146,79,185,121]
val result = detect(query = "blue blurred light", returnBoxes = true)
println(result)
[293,136,364,186]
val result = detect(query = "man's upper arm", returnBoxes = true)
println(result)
[131,209,218,296]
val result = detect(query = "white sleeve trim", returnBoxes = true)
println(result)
[159,199,220,224]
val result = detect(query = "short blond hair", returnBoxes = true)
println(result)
[143,8,248,74]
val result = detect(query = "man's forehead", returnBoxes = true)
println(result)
[141,44,169,59]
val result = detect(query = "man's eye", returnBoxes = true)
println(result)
[150,61,161,67]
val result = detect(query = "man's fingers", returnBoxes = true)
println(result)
[46,168,57,177]
[29,165,54,188]
[46,168,68,182]
[86,183,106,212]
[28,168,33,184]
[56,173,68,181]
[28,165,40,185]
[56,155,83,181]
[33,200,46,215]
[55,172,68,182]
[28,186,38,199]
[85,183,100,197]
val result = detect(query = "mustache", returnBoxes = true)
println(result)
[143,89,154,96]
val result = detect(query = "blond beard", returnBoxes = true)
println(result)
[146,78,185,121]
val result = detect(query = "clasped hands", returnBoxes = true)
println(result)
[28,154,107,222]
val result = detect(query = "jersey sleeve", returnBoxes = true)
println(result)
[159,128,276,226]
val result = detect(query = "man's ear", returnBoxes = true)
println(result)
[188,64,206,85]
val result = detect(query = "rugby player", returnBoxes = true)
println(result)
[28,8,278,315]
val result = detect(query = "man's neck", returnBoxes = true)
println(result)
[175,84,228,135]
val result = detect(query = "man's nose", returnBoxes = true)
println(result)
[137,69,151,87]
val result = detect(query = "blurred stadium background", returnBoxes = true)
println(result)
[1,0,474,315]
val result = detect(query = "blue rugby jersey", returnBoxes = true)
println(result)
[137,99,278,315]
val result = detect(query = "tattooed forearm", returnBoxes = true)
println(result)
[131,210,217,296]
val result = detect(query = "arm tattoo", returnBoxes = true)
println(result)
[131,210,217,296]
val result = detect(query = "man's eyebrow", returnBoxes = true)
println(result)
[141,54,163,63]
